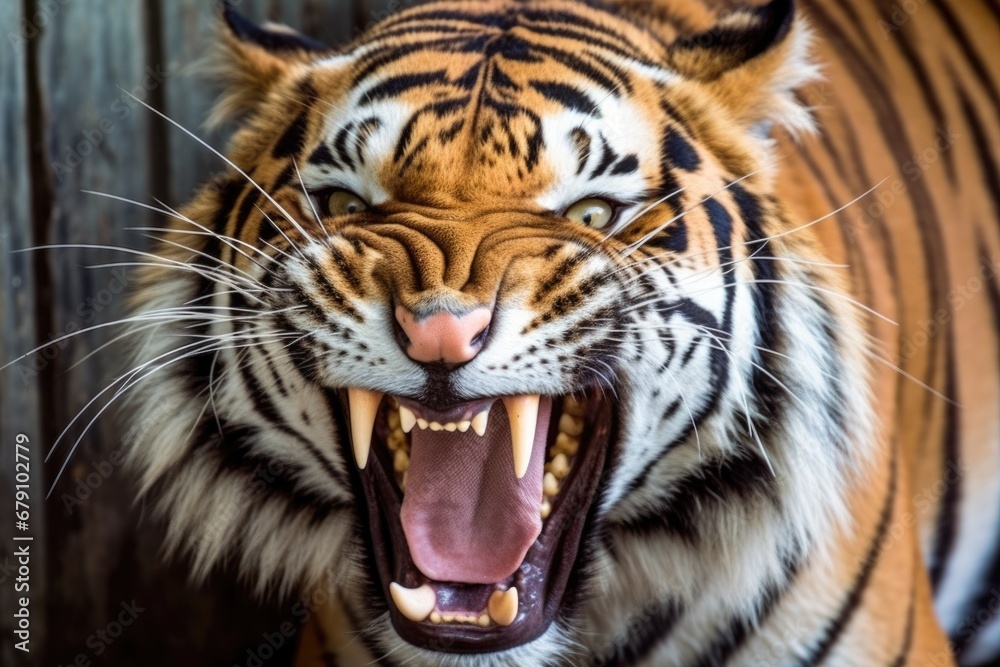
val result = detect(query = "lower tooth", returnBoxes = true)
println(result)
[394,450,410,472]
[430,612,442,624]
[488,588,518,626]
[541,500,551,519]
[548,453,570,478]
[543,472,559,496]
[389,583,436,622]
[477,614,490,627]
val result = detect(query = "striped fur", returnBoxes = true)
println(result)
[120,0,999,665]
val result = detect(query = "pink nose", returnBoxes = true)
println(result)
[395,306,492,364]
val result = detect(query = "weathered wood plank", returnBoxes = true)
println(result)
[162,0,358,206]
[33,1,162,663]
[0,0,45,664]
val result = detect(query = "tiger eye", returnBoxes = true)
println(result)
[326,190,368,216]
[565,198,614,229]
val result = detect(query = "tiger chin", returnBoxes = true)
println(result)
[118,0,992,665]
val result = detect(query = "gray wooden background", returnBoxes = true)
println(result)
[0,2,409,665]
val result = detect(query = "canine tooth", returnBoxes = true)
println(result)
[389,583,436,622]
[477,614,490,627]
[558,413,584,436]
[488,588,518,626]
[394,449,410,473]
[444,422,457,432]
[543,472,559,496]
[458,420,471,432]
[549,453,570,479]
[399,406,417,433]
[503,395,540,479]
[553,432,579,456]
[347,388,383,468]
[471,410,489,436]
[540,500,551,519]
[417,418,429,430]
[429,611,442,624]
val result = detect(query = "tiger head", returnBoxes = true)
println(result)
[127,0,872,662]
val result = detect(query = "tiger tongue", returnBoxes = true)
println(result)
[400,398,552,584]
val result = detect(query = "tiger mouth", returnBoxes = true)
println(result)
[339,388,612,652]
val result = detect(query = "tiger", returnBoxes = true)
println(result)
[119,0,1000,664]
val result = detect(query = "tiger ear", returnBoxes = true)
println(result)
[205,1,332,128]
[667,0,817,136]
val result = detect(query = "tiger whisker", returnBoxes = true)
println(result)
[121,89,317,253]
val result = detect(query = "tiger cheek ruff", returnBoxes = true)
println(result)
[118,0,998,664]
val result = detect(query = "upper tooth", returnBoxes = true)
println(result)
[558,413,584,436]
[457,420,471,432]
[430,421,443,431]
[487,587,518,626]
[444,422,457,432]
[399,406,417,433]
[389,582,436,622]
[347,388,383,468]
[503,395,540,479]
[417,418,429,430]
[471,410,489,436]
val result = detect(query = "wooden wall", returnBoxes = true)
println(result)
[0,2,408,664]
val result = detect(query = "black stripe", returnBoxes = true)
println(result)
[614,447,778,543]
[795,450,897,667]
[570,127,591,175]
[354,117,383,166]
[688,554,801,667]
[236,353,350,489]
[889,585,916,667]
[956,83,1000,220]
[590,136,618,178]
[530,80,600,116]
[611,154,640,176]
[360,69,449,104]
[333,123,356,171]
[929,0,1000,113]
[661,126,700,172]
[195,418,352,526]
[308,143,338,168]
[591,598,683,666]
[929,347,961,590]
[272,110,309,158]
[954,240,1000,661]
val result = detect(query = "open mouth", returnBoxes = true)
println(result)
[338,388,613,652]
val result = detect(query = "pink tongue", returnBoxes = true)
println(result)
[400,397,552,584]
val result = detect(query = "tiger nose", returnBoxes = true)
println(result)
[394,305,492,365]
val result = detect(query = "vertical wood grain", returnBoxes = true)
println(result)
[1,1,44,664]
[4,1,372,664]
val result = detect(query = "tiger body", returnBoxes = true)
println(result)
[123,0,1000,665]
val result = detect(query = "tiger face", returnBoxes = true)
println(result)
[128,0,870,662]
